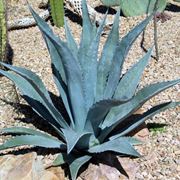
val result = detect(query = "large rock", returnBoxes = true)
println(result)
[0,152,65,180]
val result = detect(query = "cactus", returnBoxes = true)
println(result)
[101,0,167,16]
[0,0,7,67]
[49,0,64,27]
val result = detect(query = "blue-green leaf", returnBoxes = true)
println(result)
[54,153,92,180]
[53,153,75,166]
[62,128,92,154]
[99,79,180,140]
[0,135,65,150]
[104,15,152,98]
[44,37,74,127]
[69,155,92,180]
[29,6,87,130]
[110,101,180,140]
[82,12,107,111]
[88,137,140,157]
[102,79,180,129]
[96,10,120,101]
[119,136,142,145]
[0,70,68,132]
[0,62,52,103]
[85,98,127,136]
[0,127,55,139]
[78,0,95,68]
[64,19,78,58]
[114,47,153,100]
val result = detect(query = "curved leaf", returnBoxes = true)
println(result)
[0,127,55,139]
[0,135,65,150]
[96,10,120,101]
[69,155,92,180]
[0,70,68,133]
[53,153,75,166]
[82,11,107,111]
[99,79,180,141]
[102,79,180,129]
[29,6,87,130]
[0,62,52,103]
[64,19,78,58]
[110,101,180,140]
[104,15,152,98]
[44,37,74,127]
[88,137,140,157]
[114,47,153,100]
[78,0,95,68]
[62,128,92,154]
[85,98,128,136]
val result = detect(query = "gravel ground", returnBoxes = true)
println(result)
[0,0,179,179]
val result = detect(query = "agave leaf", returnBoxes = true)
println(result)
[102,79,180,129]
[69,155,92,180]
[118,136,142,145]
[53,153,92,180]
[99,79,180,141]
[0,70,69,133]
[29,6,87,130]
[0,135,66,150]
[110,101,180,140]
[64,19,78,58]
[53,153,67,166]
[88,137,140,157]
[43,32,74,125]
[43,34,66,84]
[82,12,107,110]
[96,10,120,101]
[78,0,95,68]
[0,127,56,139]
[62,128,92,154]
[104,15,152,98]
[114,47,153,100]
[85,99,128,136]
[0,62,52,103]
[44,36,74,127]
[53,153,75,166]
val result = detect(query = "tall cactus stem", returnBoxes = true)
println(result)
[49,0,64,27]
[0,0,7,68]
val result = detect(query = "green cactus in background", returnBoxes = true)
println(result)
[0,0,7,67]
[50,0,64,27]
[101,0,167,16]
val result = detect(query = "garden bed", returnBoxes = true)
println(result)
[0,0,179,179]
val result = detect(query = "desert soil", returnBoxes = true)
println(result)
[0,0,179,179]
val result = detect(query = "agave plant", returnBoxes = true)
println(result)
[0,0,179,179]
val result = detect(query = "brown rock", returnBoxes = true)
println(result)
[45,167,65,180]
[118,157,139,180]
[39,171,59,180]
[0,152,43,180]
[80,154,139,180]
[0,152,65,180]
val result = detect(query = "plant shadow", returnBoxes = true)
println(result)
[166,3,180,13]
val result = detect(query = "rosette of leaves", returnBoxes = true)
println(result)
[0,0,179,179]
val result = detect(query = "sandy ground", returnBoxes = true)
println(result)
[0,0,179,179]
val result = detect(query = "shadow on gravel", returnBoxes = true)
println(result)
[166,3,180,13]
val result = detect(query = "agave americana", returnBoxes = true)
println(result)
[0,0,179,179]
